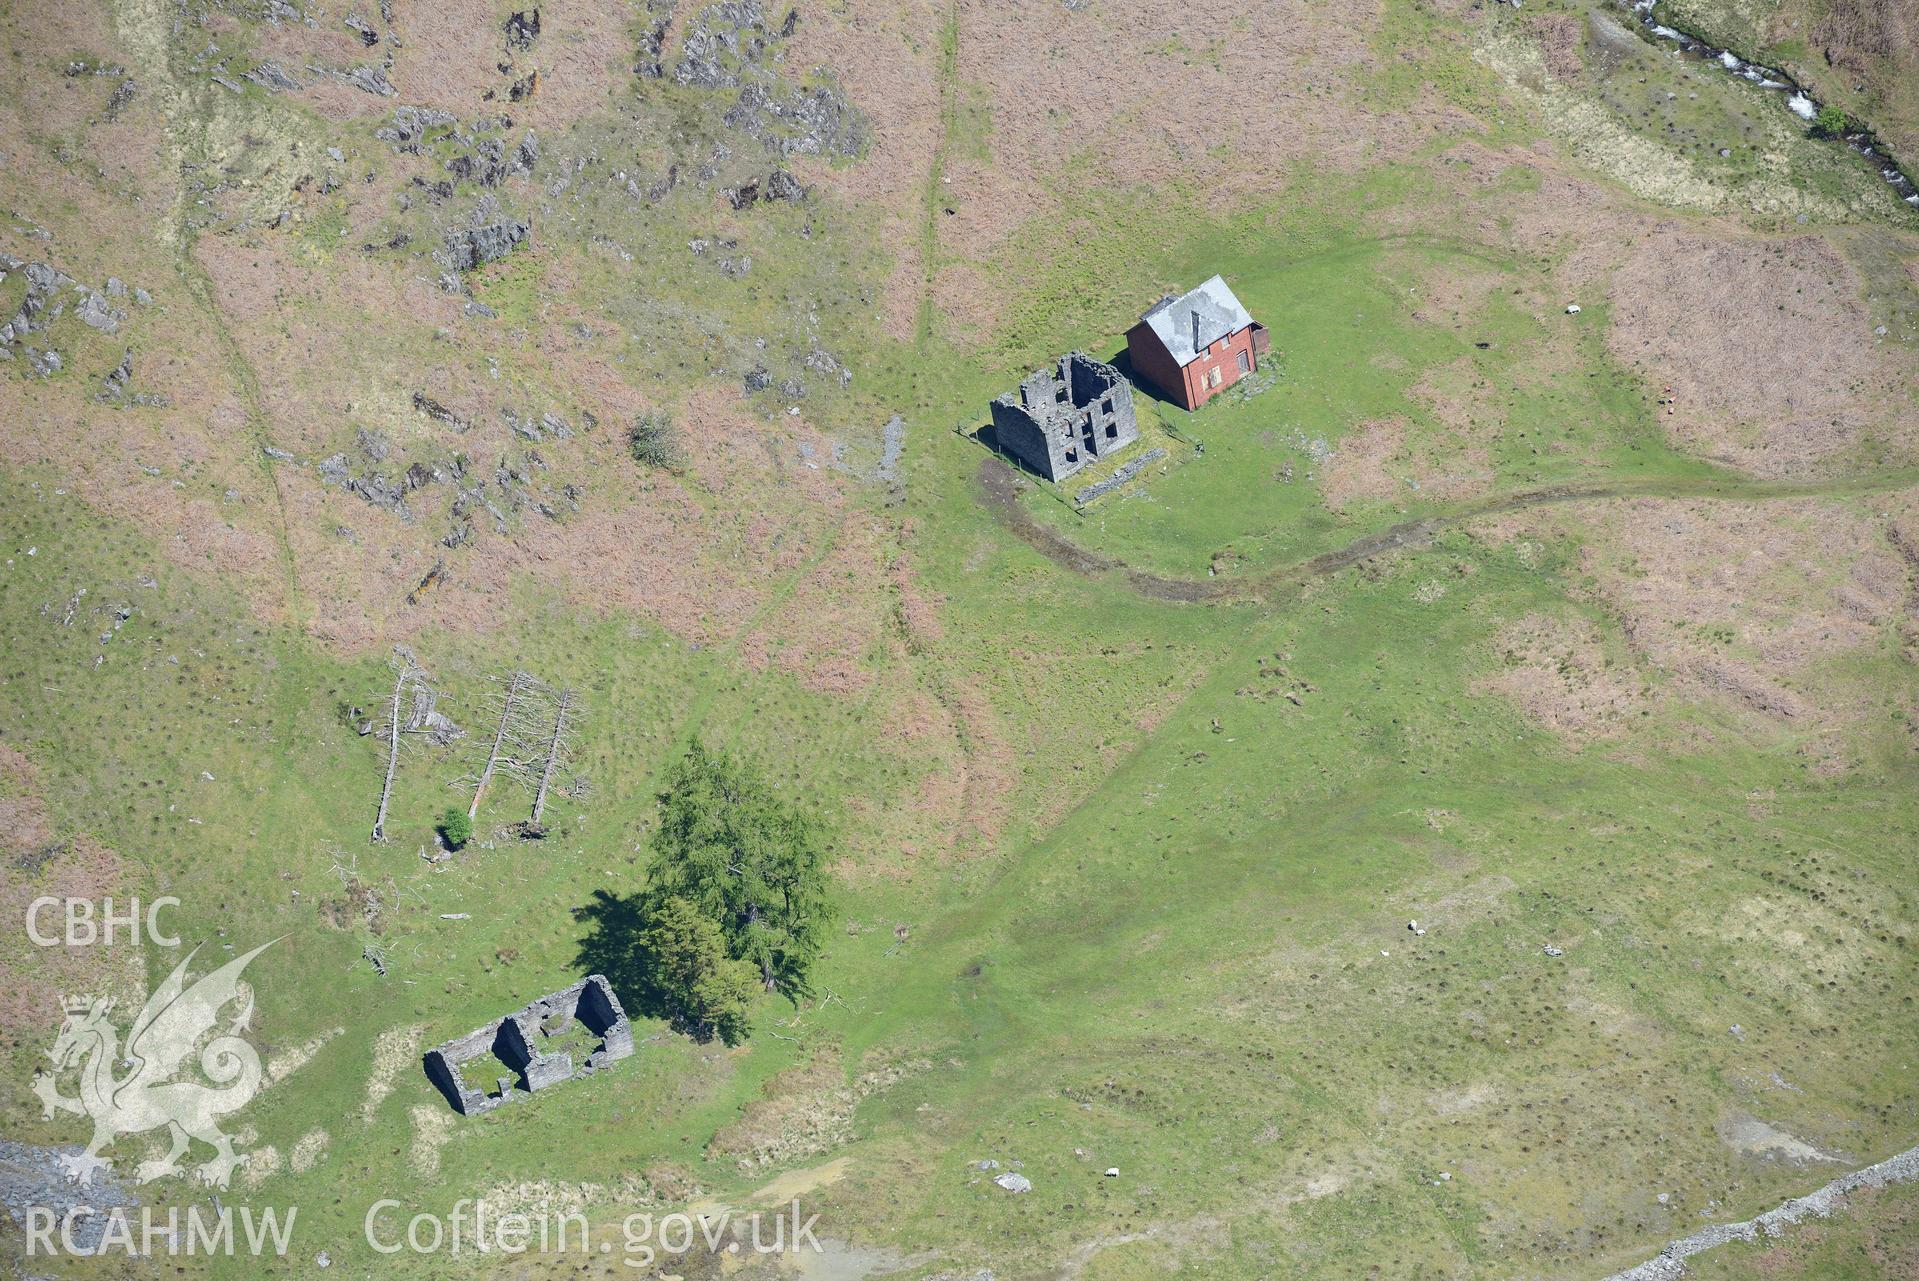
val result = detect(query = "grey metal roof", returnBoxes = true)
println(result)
[1139,274,1254,366]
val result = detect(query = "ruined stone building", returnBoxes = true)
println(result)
[424,974,634,1116]
[988,352,1139,482]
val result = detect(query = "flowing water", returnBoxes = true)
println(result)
[1622,0,1919,210]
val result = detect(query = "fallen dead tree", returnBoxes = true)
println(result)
[370,647,463,843]
[453,671,581,837]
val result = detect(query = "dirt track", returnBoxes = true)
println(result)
[975,457,1919,605]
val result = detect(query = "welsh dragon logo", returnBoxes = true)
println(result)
[32,940,276,1189]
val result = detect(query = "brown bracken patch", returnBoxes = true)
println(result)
[1475,612,1647,742]
[1606,228,1919,476]
[0,745,138,1038]
[1572,496,1909,729]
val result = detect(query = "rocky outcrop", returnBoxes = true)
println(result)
[377,105,458,152]
[440,215,528,271]
[673,0,866,158]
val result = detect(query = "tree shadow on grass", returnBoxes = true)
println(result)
[572,889,676,1029]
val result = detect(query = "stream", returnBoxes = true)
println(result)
[1621,0,1919,210]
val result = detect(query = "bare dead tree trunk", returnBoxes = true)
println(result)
[371,660,409,843]
[530,687,572,828]
[469,670,526,819]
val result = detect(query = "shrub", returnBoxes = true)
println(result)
[438,807,473,850]
[1812,104,1851,138]
[628,411,684,472]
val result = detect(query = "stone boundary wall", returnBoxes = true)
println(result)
[1599,1142,1919,1280]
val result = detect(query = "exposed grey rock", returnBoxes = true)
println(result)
[634,2,674,77]
[636,163,677,201]
[764,167,805,201]
[993,1172,1032,1193]
[243,60,303,91]
[673,0,865,157]
[504,8,542,50]
[377,105,457,149]
[675,0,772,89]
[448,137,511,186]
[66,57,127,77]
[804,346,850,387]
[321,450,416,520]
[339,64,396,96]
[0,1140,138,1252]
[76,291,123,333]
[440,216,529,271]
[412,392,470,431]
[98,349,132,400]
[2,258,76,349]
[725,77,866,158]
[23,262,66,293]
[877,414,905,483]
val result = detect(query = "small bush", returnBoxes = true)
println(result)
[1811,104,1851,138]
[439,807,473,849]
[629,412,684,472]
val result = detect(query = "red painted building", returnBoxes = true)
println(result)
[1124,275,1269,411]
